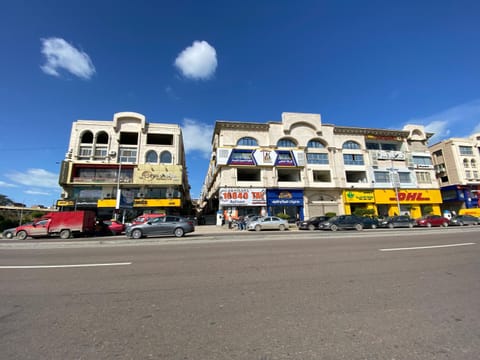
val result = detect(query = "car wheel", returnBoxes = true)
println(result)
[308,224,316,231]
[354,223,363,231]
[60,229,71,239]
[330,224,338,232]
[442,222,448,227]
[279,224,285,231]
[426,222,432,228]
[458,221,464,226]
[371,224,377,229]
[174,227,185,237]
[408,223,414,228]
[132,229,143,239]
[5,231,14,239]
[17,231,28,240]
[388,223,394,229]
[255,225,261,232]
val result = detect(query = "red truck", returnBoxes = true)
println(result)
[15,211,96,240]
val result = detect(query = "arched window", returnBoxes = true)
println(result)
[307,140,325,148]
[343,141,361,150]
[237,137,258,146]
[463,159,469,168]
[471,159,477,168]
[80,131,93,143]
[96,131,109,144]
[160,151,172,163]
[145,150,158,164]
[277,138,297,148]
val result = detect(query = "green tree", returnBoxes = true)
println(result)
[0,194,14,206]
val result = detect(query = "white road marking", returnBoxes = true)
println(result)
[379,243,476,252]
[0,262,132,269]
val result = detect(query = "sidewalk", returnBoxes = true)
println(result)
[194,224,299,234]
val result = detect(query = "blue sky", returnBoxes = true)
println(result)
[1,0,480,207]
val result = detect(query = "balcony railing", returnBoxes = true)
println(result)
[72,177,133,183]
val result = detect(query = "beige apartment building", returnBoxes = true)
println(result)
[57,112,191,219]
[429,134,480,214]
[200,112,442,223]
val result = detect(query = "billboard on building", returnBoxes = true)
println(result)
[134,165,182,185]
[219,188,266,206]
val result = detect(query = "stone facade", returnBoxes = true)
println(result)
[58,112,191,219]
[200,112,441,222]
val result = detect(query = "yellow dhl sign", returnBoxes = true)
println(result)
[374,189,442,203]
[97,198,181,208]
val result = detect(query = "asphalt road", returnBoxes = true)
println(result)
[0,228,479,360]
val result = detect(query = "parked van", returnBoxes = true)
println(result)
[14,211,96,240]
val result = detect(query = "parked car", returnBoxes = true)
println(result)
[318,215,376,231]
[2,227,16,239]
[416,215,449,227]
[103,220,126,235]
[126,215,195,239]
[298,216,331,231]
[247,216,289,231]
[379,215,415,229]
[127,213,165,226]
[449,215,479,226]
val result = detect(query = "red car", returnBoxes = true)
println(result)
[416,215,449,227]
[103,220,125,235]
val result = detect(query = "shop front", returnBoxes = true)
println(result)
[440,185,480,212]
[342,190,376,215]
[374,189,443,218]
[266,189,304,221]
[219,188,267,221]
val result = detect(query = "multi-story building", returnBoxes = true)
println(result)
[429,134,480,212]
[200,112,441,223]
[57,112,191,219]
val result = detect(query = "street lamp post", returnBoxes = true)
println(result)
[389,160,401,215]
[115,161,122,220]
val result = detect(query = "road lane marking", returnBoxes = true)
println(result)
[379,243,476,252]
[0,262,132,269]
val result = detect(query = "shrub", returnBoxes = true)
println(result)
[276,213,290,220]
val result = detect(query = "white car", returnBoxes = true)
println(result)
[247,216,289,231]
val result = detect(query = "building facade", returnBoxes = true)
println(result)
[200,112,441,223]
[57,112,191,219]
[429,134,480,213]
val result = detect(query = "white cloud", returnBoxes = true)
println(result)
[40,37,96,79]
[25,190,51,196]
[174,41,217,80]
[6,169,59,188]
[409,99,480,144]
[181,118,214,158]
[0,180,17,188]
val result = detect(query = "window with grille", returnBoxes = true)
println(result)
[307,153,329,164]
[237,137,258,146]
[277,138,296,148]
[343,141,361,150]
[459,146,473,155]
[119,148,137,163]
[416,172,432,184]
[343,153,364,165]
[79,146,92,158]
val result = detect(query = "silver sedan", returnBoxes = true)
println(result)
[247,216,289,231]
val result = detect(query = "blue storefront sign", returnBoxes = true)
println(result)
[267,189,304,206]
